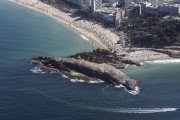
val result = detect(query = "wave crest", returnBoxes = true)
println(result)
[80,35,89,41]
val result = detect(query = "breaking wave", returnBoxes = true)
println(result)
[115,84,140,95]
[70,78,104,84]
[125,86,140,95]
[145,59,180,64]
[31,67,46,74]
[61,74,68,78]
[87,79,104,84]
[31,68,138,95]
[80,34,89,41]
[70,78,86,83]
[61,74,104,84]
[31,67,59,74]
[83,106,178,114]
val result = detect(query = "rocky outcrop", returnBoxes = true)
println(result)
[120,58,141,66]
[70,49,141,68]
[168,51,180,58]
[164,46,180,51]
[32,56,138,90]
[152,49,180,58]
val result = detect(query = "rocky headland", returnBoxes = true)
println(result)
[31,49,140,90]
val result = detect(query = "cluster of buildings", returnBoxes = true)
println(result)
[65,0,103,12]
[64,0,180,27]
[141,0,180,16]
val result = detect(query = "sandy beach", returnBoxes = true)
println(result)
[10,0,174,62]
[124,49,170,61]
[10,0,120,50]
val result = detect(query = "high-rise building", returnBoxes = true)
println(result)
[81,0,92,12]
[125,4,141,18]
[80,0,102,12]
[91,0,103,12]
[151,0,174,5]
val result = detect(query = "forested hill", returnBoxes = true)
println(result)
[121,14,180,48]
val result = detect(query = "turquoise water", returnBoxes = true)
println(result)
[0,0,180,120]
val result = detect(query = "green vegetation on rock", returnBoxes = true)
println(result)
[70,49,119,64]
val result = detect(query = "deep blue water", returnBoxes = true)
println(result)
[0,0,180,120]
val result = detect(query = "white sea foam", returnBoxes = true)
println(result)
[87,79,104,84]
[31,67,46,74]
[140,62,144,66]
[125,86,140,95]
[124,65,129,69]
[50,71,59,74]
[84,106,178,114]
[115,84,140,95]
[70,78,86,83]
[61,74,68,78]
[115,84,125,88]
[145,59,180,64]
[61,73,104,84]
[70,78,104,84]
[80,34,89,41]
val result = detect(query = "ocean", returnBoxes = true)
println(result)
[0,0,180,120]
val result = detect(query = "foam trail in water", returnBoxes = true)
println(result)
[84,106,178,114]
[80,35,89,41]
[31,67,46,74]
[145,59,180,64]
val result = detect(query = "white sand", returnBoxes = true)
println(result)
[124,50,170,61]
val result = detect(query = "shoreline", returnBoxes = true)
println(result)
[10,0,120,49]
[9,0,180,62]
[123,49,170,62]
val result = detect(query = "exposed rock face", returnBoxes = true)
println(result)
[33,56,138,90]
[168,51,180,58]
[120,58,141,66]
[152,49,180,58]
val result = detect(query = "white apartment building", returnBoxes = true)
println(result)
[65,0,103,13]
[151,0,173,5]
[158,4,180,15]
[91,0,103,12]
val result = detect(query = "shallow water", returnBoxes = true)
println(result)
[0,0,180,120]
